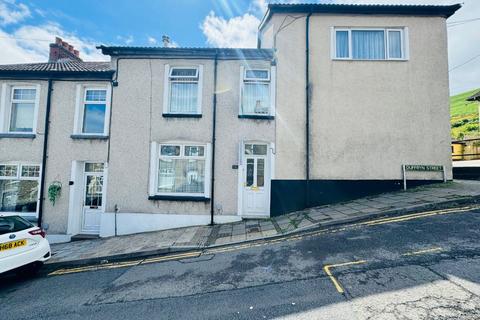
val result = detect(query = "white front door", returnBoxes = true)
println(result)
[242,143,270,217]
[81,163,105,234]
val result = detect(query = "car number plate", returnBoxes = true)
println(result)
[0,239,27,251]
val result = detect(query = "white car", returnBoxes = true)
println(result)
[0,214,51,275]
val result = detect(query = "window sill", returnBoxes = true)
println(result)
[0,133,36,139]
[70,134,109,140]
[332,58,408,62]
[148,195,210,202]
[238,115,274,120]
[162,113,202,118]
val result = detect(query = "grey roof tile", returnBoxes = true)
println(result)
[0,61,113,73]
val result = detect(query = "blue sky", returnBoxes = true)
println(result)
[0,0,479,94]
[21,0,255,47]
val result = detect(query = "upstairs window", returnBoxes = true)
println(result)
[334,28,406,60]
[73,85,110,137]
[240,67,275,116]
[164,66,203,115]
[0,84,39,133]
[83,89,107,134]
[10,88,36,132]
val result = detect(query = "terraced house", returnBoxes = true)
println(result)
[0,3,460,242]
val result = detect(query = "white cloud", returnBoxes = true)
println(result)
[0,0,31,25]
[116,34,134,45]
[147,36,157,45]
[0,22,108,63]
[249,0,268,15]
[201,11,260,48]
[164,39,179,48]
[200,1,303,48]
[0,1,107,63]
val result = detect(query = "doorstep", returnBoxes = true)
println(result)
[70,234,100,242]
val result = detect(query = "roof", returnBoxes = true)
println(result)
[259,3,462,31]
[467,90,480,102]
[0,61,114,79]
[98,46,275,60]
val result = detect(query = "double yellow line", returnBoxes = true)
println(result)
[358,206,472,227]
[48,206,476,277]
[48,251,201,276]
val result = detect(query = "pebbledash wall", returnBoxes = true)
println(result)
[259,4,458,214]
[0,73,112,243]
[101,53,276,236]
[0,3,460,241]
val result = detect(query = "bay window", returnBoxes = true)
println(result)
[0,164,40,217]
[333,28,407,60]
[150,142,211,199]
[240,66,275,118]
[163,65,203,116]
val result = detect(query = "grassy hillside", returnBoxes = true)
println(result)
[450,88,479,140]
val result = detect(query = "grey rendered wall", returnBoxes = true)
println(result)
[262,15,307,180]
[107,57,274,216]
[215,59,275,215]
[0,79,110,234]
[0,80,47,163]
[262,14,452,181]
[43,80,109,233]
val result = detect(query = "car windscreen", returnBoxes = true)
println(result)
[0,216,34,235]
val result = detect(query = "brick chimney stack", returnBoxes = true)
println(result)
[49,37,82,62]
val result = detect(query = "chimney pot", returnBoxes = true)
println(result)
[49,37,82,62]
[162,35,170,47]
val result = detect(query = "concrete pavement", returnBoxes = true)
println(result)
[2,206,480,319]
[47,180,480,268]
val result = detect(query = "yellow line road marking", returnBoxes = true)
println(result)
[48,251,202,276]
[141,251,201,264]
[361,207,472,227]
[323,260,367,294]
[47,206,476,276]
[401,247,443,256]
[49,259,143,276]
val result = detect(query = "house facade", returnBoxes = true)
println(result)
[0,3,460,242]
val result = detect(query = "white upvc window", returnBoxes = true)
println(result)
[332,27,408,60]
[73,85,111,136]
[0,84,40,134]
[239,66,276,117]
[149,142,211,198]
[163,65,203,115]
[0,163,41,218]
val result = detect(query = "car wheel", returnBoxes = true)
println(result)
[16,262,43,278]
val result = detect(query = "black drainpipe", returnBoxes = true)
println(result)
[305,13,312,209]
[210,52,218,225]
[38,78,53,228]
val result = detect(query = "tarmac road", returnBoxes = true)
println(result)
[1,207,480,319]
